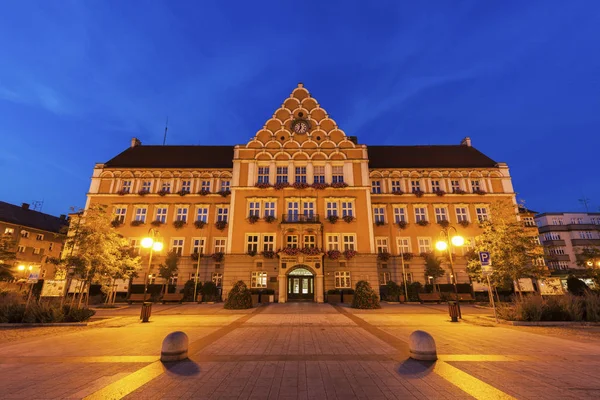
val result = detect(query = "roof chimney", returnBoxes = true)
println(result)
[131,137,141,148]
[460,137,472,147]
[59,214,66,221]
[21,203,30,210]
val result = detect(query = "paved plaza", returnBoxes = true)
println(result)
[1,303,600,399]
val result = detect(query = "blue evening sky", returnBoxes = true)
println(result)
[1,1,599,216]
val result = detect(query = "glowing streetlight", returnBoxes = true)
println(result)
[451,235,465,247]
[142,229,163,302]
[437,226,465,319]
[435,241,448,251]
[18,265,25,271]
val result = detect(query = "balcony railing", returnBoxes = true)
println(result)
[281,214,320,223]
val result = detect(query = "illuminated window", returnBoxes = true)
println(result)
[121,180,132,193]
[251,272,267,288]
[303,235,316,248]
[397,237,411,254]
[375,237,388,254]
[196,207,208,223]
[334,271,351,288]
[135,208,147,223]
[418,238,431,253]
[393,207,407,223]
[295,167,307,183]
[214,238,226,253]
[276,167,288,183]
[332,166,344,183]
[263,235,275,251]
[246,235,259,253]
[181,180,191,193]
[313,166,325,183]
[342,234,356,251]
[326,234,339,251]
[257,167,270,184]
[171,239,184,256]
[175,207,188,222]
[155,207,167,223]
[371,181,382,194]
[286,235,298,248]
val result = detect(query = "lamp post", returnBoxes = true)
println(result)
[141,229,163,301]
[396,228,410,302]
[435,226,465,318]
[193,245,203,303]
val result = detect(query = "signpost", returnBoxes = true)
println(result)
[479,251,498,323]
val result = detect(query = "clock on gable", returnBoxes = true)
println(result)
[291,118,311,134]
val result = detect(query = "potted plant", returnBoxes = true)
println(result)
[392,190,404,195]
[459,220,470,228]
[419,252,431,258]
[397,220,408,229]
[327,289,342,303]
[437,219,450,228]
[435,190,446,197]
[255,182,272,189]
[343,215,355,223]
[416,219,429,227]
[262,250,276,259]
[151,220,162,227]
[300,247,321,256]
[157,189,169,196]
[264,215,277,224]
[343,249,357,260]
[311,182,329,190]
[402,252,414,261]
[330,182,348,189]
[473,189,487,195]
[198,189,210,196]
[274,182,290,190]
[385,281,402,303]
[131,220,144,227]
[190,252,201,261]
[177,189,189,196]
[326,250,341,260]
[377,252,391,262]
[375,220,385,226]
[342,289,355,304]
[453,188,466,194]
[111,219,123,228]
[173,220,186,229]
[248,215,259,224]
[212,252,224,262]
[138,189,150,196]
[292,182,310,189]
[247,250,257,257]
[218,190,231,197]
[280,247,301,256]
[117,189,129,196]
[215,220,228,231]
[413,189,425,198]
[194,220,206,229]
[327,215,339,224]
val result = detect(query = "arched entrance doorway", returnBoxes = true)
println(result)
[287,266,314,301]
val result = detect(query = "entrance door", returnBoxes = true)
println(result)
[287,267,314,301]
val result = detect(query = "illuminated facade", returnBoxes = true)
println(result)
[85,83,517,302]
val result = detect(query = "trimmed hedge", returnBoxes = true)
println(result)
[224,281,253,309]
[351,281,381,309]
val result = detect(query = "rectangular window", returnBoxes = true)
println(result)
[220,180,230,192]
[371,181,382,194]
[579,231,594,239]
[214,238,226,253]
[327,234,339,251]
[18,245,26,253]
[332,166,344,183]
[303,201,315,218]
[130,239,140,255]
[544,232,561,241]
[393,207,407,223]
[263,235,275,251]
[451,180,461,193]
[532,236,541,245]
[431,180,441,192]
[181,180,191,193]
[249,201,261,217]
[374,207,385,224]
[476,207,489,222]
[287,201,299,222]
[21,230,30,238]
[212,272,223,287]
[156,207,168,223]
[411,180,421,193]
[295,167,307,183]
[115,207,127,223]
[36,234,44,241]
[135,208,147,223]
[33,248,41,255]
[415,207,427,222]
[246,235,259,253]
[201,181,211,192]
[121,180,132,193]
[286,235,298,248]
[161,182,171,193]
[418,238,432,254]
[434,207,448,223]
[169,274,178,286]
[326,201,338,217]
[251,272,267,288]
[391,180,402,193]
[304,235,316,248]
[176,207,188,222]
[4,227,14,235]
[171,239,184,256]
[49,243,54,251]
[334,271,351,288]
[264,202,276,218]
[196,207,208,223]
[379,272,391,285]
[192,238,205,255]
[257,167,270,184]
[142,181,152,192]
[523,217,535,227]
[341,201,353,217]
[276,167,288,183]
[217,207,228,222]
[313,166,325,183]
[397,237,411,254]
[471,180,481,192]
[342,234,356,251]
[455,207,468,222]
[375,237,388,254]
[548,247,566,255]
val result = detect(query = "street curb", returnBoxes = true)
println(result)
[479,315,600,326]
[0,322,88,327]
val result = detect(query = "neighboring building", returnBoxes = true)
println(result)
[0,201,68,280]
[84,83,518,302]
[535,212,600,271]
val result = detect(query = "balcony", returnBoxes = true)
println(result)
[543,240,566,246]
[281,214,320,223]
[571,239,600,246]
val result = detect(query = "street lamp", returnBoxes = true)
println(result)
[435,226,465,318]
[141,229,163,301]
[396,227,410,302]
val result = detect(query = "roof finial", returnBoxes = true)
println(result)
[297,82,304,88]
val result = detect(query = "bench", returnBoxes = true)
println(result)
[457,293,474,302]
[419,293,441,303]
[127,294,149,304]
[162,293,184,304]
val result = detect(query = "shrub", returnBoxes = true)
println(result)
[224,281,252,309]
[377,252,390,261]
[351,281,381,309]
[262,250,276,259]
[584,292,600,322]
[201,281,219,302]
[182,279,202,302]
[407,282,422,302]
[567,275,588,296]
[131,220,144,227]
[385,281,403,301]
[0,302,26,323]
[343,249,357,260]
[497,294,600,322]
[63,306,96,322]
[326,250,341,260]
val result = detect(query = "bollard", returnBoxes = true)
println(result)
[161,331,189,362]
[447,301,459,323]
[408,330,437,361]
[140,302,152,323]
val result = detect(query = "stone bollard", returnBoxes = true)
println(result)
[161,331,189,362]
[408,330,437,361]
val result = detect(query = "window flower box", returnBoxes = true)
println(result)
[458,220,470,228]
[292,182,310,190]
[397,220,408,229]
[343,249,357,260]
[117,189,129,196]
[194,220,206,229]
[419,252,431,258]
[453,189,467,195]
[177,189,190,196]
[247,250,257,257]
[262,250,276,259]
[416,220,429,227]
[413,189,425,198]
[131,220,144,227]
[273,182,290,190]
[138,189,150,196]
[264,215,276,224]
[434,190,446,197]
[343,215,355,223]
[218,190,231,197]
[375,220,385,226]
[151,220,162,227]
[280,247,301,256]
[473,189,487,195]
[327,250,341,260]
[330,182,348,189]
[437,219,450,228]
[311,182,329,190]
[111,219,123,228]
[248,215,259,224]
[255,182,272,189]
[215,220,228,231]
[377,252,391,261]
[327,215,339,224]
[157,189,169,196]
[191,252,202,261]
[392,190,404,195]
[402,252,414,261]
[173,220,186,229]
[300,247,321,256]
[212,252,224,262]
[198,189,211,196]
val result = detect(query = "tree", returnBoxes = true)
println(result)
[0,235,17,280]
[64,205,141,307]
[467,200,546,298]
[424,254,445,292]
[158,251,179,295]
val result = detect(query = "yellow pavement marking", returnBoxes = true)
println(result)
[438,355,533,362]
[434,361,516,400]
[84,361,166,400]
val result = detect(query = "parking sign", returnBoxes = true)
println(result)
[479,251,491,266]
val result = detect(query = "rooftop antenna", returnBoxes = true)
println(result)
[163,116,169,145]
[31,200,44,212]
[578,196,590,212]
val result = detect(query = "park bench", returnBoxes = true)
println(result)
[127,294,149,304]
[457,293,475,302]
[162,293,184,304]
[419,293,441,303]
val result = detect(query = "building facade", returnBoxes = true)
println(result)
[0,201,68,280]
[535,212,600,271]
[85,83,518,302]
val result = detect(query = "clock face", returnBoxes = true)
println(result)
[293,120,308,134]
